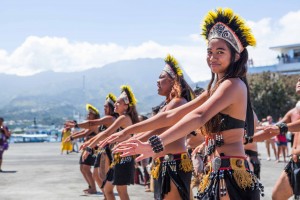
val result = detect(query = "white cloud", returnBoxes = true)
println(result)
[1,10,300,82]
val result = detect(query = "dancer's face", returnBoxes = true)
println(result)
[207,38,232,76]
[114,98,128,115]
[157,70,174,96]
[296,77,300,94]
[87,112,97,120]
[104,102,110,116]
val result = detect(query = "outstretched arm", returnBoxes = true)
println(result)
[87,115,132,148]
[66,116,115,129]
[118,91,208,137]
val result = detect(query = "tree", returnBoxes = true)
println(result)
[248,72,298,121]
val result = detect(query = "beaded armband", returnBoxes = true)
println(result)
[276,122,288,135]
[148,135,164,153]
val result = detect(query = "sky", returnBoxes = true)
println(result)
[0,0,300,82]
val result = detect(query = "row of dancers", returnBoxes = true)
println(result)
[61,7,300,200]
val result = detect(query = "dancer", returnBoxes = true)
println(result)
[114,8,263,200]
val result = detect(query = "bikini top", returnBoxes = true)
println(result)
[98,125,107,132]
[216,113,245,132]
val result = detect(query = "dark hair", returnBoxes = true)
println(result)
[203,41,250,135]
[152,105,161,115]
[168,75,195,103]
[126,105,140,124]
[107,102,119,118]
[194,86,205,96]
[139,115,148,121]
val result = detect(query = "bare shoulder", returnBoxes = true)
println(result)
[167,97,187,110]
[217,78,246,94]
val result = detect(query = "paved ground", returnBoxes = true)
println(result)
[0,142,293,200]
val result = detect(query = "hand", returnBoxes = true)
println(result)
[80,141,91,151]
[257,125,280,134]
[64,136,71,143]
[113,138,154,162]
[192,143,205,156]
[65,120,76,128]
[99,131,128,148]
[81,150,89,162]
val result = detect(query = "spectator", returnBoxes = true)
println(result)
[262,116,278,161]
[0,117,11,172]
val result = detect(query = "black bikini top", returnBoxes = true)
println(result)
[98,125,107,132]
[217,113,245,132]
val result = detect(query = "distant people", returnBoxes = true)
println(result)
[277,55,281,63]
[262,115,278,161]
[61,123,73,154]
[71,128,79,153]
[0,117,11,172]
[248,58,254,66]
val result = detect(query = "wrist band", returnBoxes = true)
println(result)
[70,136,74,141]
[148,135,164,153]
[276,122,288,135]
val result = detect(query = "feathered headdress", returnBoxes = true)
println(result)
[119,85,137,107]
[105,93,117,106]
[86,103,99,115]
[163,54,183,79]
[201,8,256,53]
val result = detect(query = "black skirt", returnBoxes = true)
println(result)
[284,156,300,199]
[153,153,193,200]
[196,156,263,200]
[79,153,96,166]
[102,153,135,187]
[245,149,261,179]
[93,150,102,168]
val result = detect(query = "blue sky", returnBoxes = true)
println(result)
[1,0,300,81]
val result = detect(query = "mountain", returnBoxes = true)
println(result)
[0,58,208,124]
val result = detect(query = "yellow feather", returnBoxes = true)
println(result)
[86,103,99,115]
[106,93,117,103]
[164,54,183,77]
[201,7,256,48]
[120,85,137,106]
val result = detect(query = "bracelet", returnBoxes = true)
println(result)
[276,122,288,135]
[148,135,164,153]
[70,136,74,141]
[85,146,93,155]
[73,120,79,129]
[244,136,253,145]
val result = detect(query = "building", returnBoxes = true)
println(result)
[248,43,300,74]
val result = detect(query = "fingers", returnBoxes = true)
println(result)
[192,147,199,156]
[135,154,147,162]
[113,142,138,152]
[99,137,111,148]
